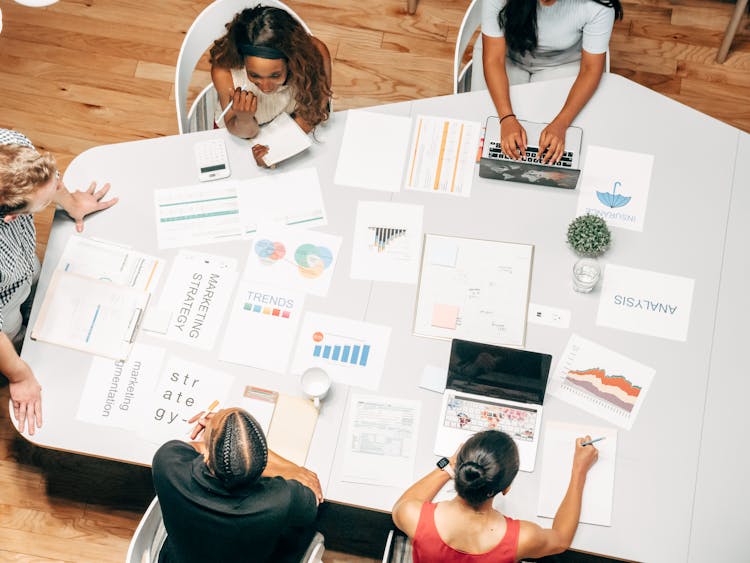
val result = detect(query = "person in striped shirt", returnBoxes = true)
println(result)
[0,129,117,435]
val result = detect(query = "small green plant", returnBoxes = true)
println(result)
[567,214,611,257]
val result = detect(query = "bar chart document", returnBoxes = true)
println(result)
[549,334,655,430]
[405,115,481,196]
[290,312,391,391]
[350,201,424,283]
[31,271,149,360]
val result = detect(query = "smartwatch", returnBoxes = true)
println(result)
[437,457,455,478]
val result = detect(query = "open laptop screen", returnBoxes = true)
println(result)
[447,339,552,405]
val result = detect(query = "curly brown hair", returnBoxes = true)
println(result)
[209,5,331,128]
[0,144,56,211]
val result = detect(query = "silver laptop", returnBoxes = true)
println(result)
[479,118,583,189]
[434,339,552,473]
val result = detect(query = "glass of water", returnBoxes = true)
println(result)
[572,258,601,293]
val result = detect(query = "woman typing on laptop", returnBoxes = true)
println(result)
[392,430,599,561]
[478,0,623,164]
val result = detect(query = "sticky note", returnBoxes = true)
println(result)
[432,304,459,329]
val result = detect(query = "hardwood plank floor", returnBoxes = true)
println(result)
[0,0,748,560]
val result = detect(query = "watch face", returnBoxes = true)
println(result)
[437,457,449,469]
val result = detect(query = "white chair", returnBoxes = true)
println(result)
[126,497,325,563]
[453,0,611,94]
[175,0,312,134]
[125,497,167,563]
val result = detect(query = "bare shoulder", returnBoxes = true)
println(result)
[392,498,425,538]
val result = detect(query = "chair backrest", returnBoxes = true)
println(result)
[453,0,482,94]
[175,0,312,134]
[125,497,167,563]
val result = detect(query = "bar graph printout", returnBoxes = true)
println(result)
[290,312,391,391]
[405,115,481,196]
[350,201,424,283]
[549,334,655,430]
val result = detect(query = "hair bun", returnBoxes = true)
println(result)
[458,461,486,486]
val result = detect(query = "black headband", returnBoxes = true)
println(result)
[238,43,286,59]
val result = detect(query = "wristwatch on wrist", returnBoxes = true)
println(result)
[437,457,455,478]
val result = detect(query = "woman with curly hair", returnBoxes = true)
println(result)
[478,0,623,165]
[209,5,332,165]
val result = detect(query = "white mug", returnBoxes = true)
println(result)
[300,367,331,410]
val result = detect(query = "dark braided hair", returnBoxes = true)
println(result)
[454,430,519,508]
[205,408,268,490]
[499,0,623,57]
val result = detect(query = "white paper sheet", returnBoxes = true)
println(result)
[334,110,413,192]
[139,356,235,444]
[252,112,312,166]
[404,115,481,196]
[549,334,655,430]
[341,394,420,488]
[157,251,238,351]
[76,344,166,429]
[596,264,695,342]
[31,271,149,360]
[290,312,391,391]
[350,201,424,283]
[154,182,243,249]
[419,365,447,394]
[236,167,327,235]
[576,146,654,232]
[414,234,533,347]
[57,235,164,293]
[243,224,341,297]
[538,421,617,526]
[219,280,305,374]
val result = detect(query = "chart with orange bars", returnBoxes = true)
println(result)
[550,334,655,430]
[405,115,481,196]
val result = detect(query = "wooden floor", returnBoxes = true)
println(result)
[0,0,748,560]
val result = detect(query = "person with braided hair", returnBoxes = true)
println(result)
[152,407,322,563]
[209,4,332,166]
[392,430,599,561]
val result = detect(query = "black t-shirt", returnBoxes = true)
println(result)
[152,440,317,563]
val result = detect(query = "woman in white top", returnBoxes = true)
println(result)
[480,0,622,164]
[210,5,332,165]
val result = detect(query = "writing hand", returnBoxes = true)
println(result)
[500,116,527,160]
[231,87,258,120]
[538,120,567,164]
[572,435,599,477]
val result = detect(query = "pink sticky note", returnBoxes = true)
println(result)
[432,304,459,329]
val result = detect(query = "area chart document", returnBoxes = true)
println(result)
[405,115,481,196]
[31,270,149,360]
[549,334,655,430]
[413,234,533,347]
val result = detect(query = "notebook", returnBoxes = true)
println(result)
[433,339,552,472]
[479,118,583,189]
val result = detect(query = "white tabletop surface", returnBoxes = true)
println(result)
[18,74,749,562]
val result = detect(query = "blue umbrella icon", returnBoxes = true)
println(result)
[596,181,631,208]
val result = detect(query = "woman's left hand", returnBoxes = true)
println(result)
[538,120,568,164]
[188,410,216,441]
[251,144,274,168]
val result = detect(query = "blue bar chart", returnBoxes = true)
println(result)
[314,342,371,367]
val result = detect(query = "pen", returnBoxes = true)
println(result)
[203,399,219,417]
[581,436,605,446]
[216,87,249,124]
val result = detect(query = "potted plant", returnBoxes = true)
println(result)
[567,214,611,257]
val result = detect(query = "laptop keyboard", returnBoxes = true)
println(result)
[444,394,538,442]
[487,141,574,168]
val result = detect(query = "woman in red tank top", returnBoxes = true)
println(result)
[392,430,599,562]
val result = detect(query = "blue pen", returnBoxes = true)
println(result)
[581,436,606,446]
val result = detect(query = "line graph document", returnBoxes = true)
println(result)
[405,115,481,196]
[549,334,655,430]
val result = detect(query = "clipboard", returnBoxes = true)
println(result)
[31,270,149,360]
